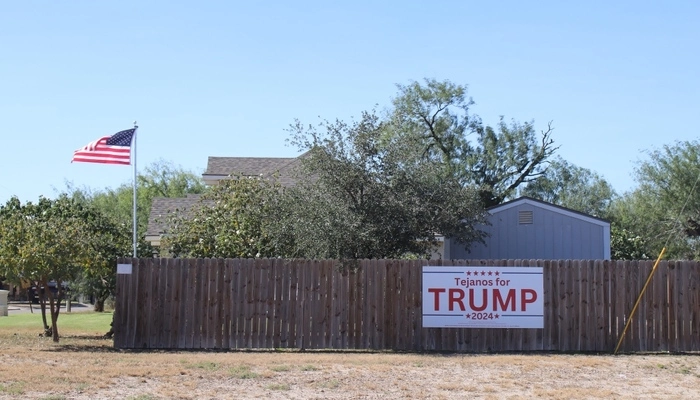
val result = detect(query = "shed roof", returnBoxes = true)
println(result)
[489,196,610,227]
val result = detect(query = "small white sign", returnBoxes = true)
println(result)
[422,266,544,329]
[117,263,133,274]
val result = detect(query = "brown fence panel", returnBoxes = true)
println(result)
[114,258,700,353]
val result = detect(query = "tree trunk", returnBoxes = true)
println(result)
[37,283,51,336]
[46,284,62,343]
[94,298,105,312]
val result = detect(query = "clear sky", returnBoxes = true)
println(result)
[1,1,698,204]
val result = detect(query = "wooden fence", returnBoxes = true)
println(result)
[113,258,700,352]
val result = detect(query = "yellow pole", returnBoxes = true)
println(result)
[613,247,666,354]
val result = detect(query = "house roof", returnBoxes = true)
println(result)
[202,153,307,187]
[489,196,610,226]
[146,194,206,237]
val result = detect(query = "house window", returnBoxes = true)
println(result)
[519,210,533,224]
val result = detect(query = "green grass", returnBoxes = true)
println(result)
[0,311,113,335]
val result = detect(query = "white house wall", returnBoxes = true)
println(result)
[448,201,610,260]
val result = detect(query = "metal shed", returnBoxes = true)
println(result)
[446,197,611,260]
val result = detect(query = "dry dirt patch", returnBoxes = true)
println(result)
[1,334,699,399]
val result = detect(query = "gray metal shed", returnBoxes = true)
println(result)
[446,197,611,260]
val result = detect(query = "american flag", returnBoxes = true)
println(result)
[72,128,136,165]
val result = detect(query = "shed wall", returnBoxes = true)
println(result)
[449,202,609,260]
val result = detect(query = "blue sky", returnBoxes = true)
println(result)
[1,1,698,204]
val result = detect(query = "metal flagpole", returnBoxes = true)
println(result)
[132,121,138,258]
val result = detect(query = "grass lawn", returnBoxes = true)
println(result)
[0,310,113,335]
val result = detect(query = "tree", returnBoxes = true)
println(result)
[284,110,487,259]
[610,141,700,259]
[0,196,117,342]
[519,156,616,217]
[162,176,280,258]
[385,79,558,207]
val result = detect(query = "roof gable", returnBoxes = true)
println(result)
[488,196,610,227]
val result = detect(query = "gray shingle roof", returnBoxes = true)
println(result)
[146,194,206,237]
[203,153,307,187]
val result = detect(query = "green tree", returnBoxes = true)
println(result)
[385,79,558,207]
[284,110,487,259]
[610,141,700,259]
[0,196,119,342]
[519,156,616,217]
[162,176,279,258]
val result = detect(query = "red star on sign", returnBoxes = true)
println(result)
[481,271,486,276]
[495,314,500,319]
[488,271,493,276]
[466,271,472,276]
[495,271,500,276]
[465,314,471,319]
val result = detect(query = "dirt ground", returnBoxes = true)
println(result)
[1,333,700,400]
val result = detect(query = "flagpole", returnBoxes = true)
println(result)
[132,121,138,258]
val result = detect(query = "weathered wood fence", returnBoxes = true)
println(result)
[113,258,700,352]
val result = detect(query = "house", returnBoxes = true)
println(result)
[202,155,304,187]
[145,154,305,248]
[145,194,204,248]
[443,196,611,260]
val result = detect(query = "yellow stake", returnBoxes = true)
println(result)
[613,247,666,354]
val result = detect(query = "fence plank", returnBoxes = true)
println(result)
[230,259,243,349]
[677,261,690,351]
[591,260,604,352]
[667,261,678,352]
[261,258,274,349]
[410,260,422,352]
[223,259,234,349]
[350,263,363,349]
[650,261,668,351]
[691,263,700,352]
[332,262,343,349]
[578,260,593,352]
[630,260,646,352]
[125,258,138,349]
[165,258,178,349]
[287,259,299,349]
[637,260,653,353]
[269,259,282,349]
[612,261,626,352]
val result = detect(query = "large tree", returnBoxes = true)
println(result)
[284,110,487,259]
[385,79,558,207]
[0,196,124,342]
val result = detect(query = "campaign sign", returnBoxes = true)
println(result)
[422,266,543,329]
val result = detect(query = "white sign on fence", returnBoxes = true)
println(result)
[117,263,133,275]
[422,266,543,329]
